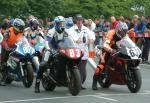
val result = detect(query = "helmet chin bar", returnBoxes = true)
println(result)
[14,27,22,33]
[56,27,65,33]
[114,29,127,42]
[31,26,38,31]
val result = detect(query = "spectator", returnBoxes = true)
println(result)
[1,19,9,30]
[142,16,150,63]
[47,18,54,29]
[110,16,119,29]
[83,19,96,41]
[119,16,125,22]
[141,16,147,25]
[133,15,146,34]
[88,19,96,31]
[94,18,100,45]
[128,15,139,39]
[67,14,95,89]
[102,20,110,32]
[83,19,89,28]
[7,16,14,27]
[99,15,105,32]
[125,17,132,29]
[133,15,146,48]
[38,18,44,28]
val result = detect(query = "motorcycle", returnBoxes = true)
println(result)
[5,37,35,88]
[98,35,142,93]
[42,37,82,96]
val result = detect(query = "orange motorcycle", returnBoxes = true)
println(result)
[98,36,142,93]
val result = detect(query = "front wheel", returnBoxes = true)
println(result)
[22,63,34,88]
[68,67,81,96]
[98,72,112,88]
[5,75,13,84]
[126,68,142,93]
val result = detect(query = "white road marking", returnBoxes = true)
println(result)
[0,95,118,103]
[96,92,150,96]
[143,90,150,93]
[92,95,119,102]
[1,92,150,103]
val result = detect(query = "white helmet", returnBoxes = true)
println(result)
[115,21,128,40]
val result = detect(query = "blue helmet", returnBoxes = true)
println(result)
[65,18,73,29]
[54,16,65,33]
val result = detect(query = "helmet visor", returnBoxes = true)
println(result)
[56,21,65,28]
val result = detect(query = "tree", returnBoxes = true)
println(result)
[0,0,29,17]
[0,0,150,20]
[26,0,63,19]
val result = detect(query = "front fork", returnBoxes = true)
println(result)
[20,62,25,77]
[66,65,78,83]
[124,63,128,80]
[32,56,40,73]
[20,62,32,77]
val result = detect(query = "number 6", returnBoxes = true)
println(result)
[129,49,135,57]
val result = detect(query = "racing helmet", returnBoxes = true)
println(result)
[29,18,39,31]
[114,21,128,41]
[13,18,25,32]
[54,16,65,33]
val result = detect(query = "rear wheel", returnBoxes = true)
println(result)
[42,71,56,91]
[68,67,81,96]
[22,63,34,88]
[126,68,142,93]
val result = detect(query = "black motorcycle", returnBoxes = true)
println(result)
[42,37,83,96]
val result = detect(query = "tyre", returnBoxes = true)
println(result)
[68,68,81,96]
[98,72,112,88]
[126,69,142,93]
[5,75,13,84]
[22,63,34,88]
[42,72,56,91]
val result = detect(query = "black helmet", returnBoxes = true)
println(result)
[29,18,39,30]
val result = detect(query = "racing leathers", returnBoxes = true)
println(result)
[34,28,68,93]
[92,30,121,90]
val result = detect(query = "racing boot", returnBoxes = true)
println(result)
[34,79,40,93]
[92,74,98,90]
[34,61,48,93]
[92,64,104,90]
[0,66,7,86]
[0,80,6,86]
